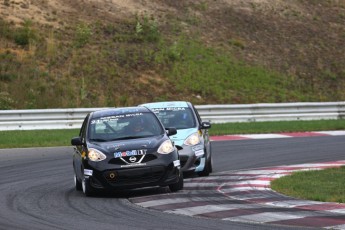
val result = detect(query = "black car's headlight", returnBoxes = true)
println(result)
[88,148,106,162]
[157,140,174,154]
[184,132,201,146]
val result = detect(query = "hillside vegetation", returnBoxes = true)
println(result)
[1,0,345,109]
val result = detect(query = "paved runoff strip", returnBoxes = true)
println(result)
[210,130,345,141]
[129,160,345,229]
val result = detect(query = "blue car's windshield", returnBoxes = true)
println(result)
[88,112,164,141]
[151,107,196,129]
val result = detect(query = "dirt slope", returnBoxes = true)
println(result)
[3,0,344,77]
[1,0,345,107]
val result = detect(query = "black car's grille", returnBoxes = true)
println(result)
[108,154,157,165]
[104,166,165,185]
[141,154,157,162]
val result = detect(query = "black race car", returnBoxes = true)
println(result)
[71,107,183,196]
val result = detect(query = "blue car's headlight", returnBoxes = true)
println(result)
[184,132,201,146]
[88,148,106,162]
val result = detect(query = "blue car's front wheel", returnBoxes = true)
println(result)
[198,152,212,176]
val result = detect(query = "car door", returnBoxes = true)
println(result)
[73,114,89,179]
[192,104,211,156]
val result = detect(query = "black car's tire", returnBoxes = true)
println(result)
[82,178,95,197]
[198,154,212,177]
[169,171,184,192]
[74,173,82,191]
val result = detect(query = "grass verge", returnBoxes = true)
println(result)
[271,166,345,203]
[0,129,79,149]
[210,119,345,135]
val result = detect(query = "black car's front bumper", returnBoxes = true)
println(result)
[83,158,180,190]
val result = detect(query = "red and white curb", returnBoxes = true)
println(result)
[130,160,345,229]
[210,130,345,141]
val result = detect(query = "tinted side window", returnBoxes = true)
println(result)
[192,105,202,124]
[79,114,89,137]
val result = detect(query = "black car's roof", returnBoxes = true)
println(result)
[91,106,150,118]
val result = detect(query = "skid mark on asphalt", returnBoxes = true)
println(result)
[129,160,345,229]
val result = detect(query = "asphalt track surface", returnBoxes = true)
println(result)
[0,135,344,230]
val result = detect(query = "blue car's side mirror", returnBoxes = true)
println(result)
[201,121,211,129]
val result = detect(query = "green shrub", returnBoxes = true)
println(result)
[0,52,20,81]
[135,14,161,42]
[0,92,15,109]
[74,23,92,48]
[13,20,36,46]
[0,18,12,39]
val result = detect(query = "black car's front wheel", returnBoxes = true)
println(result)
[169,171,184,192]
[74,172,82,191]
[82,178,95,196]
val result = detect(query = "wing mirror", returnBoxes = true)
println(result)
[201,121,211,129]
[71,137,83,146]
[165,127,177,136]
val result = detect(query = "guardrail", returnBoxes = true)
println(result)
[198,102,345,123]
[0,102,344,131]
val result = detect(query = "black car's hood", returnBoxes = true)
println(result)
[88,135,165,153]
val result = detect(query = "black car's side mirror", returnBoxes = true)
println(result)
[201,121,211,129]
[166,127,177,136]
[71,137,83,146]
[175,145,183,150]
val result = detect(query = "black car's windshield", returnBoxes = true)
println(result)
[88,112,164,142]
[151,107,196,129]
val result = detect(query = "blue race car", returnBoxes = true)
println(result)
[140,101,212,176]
